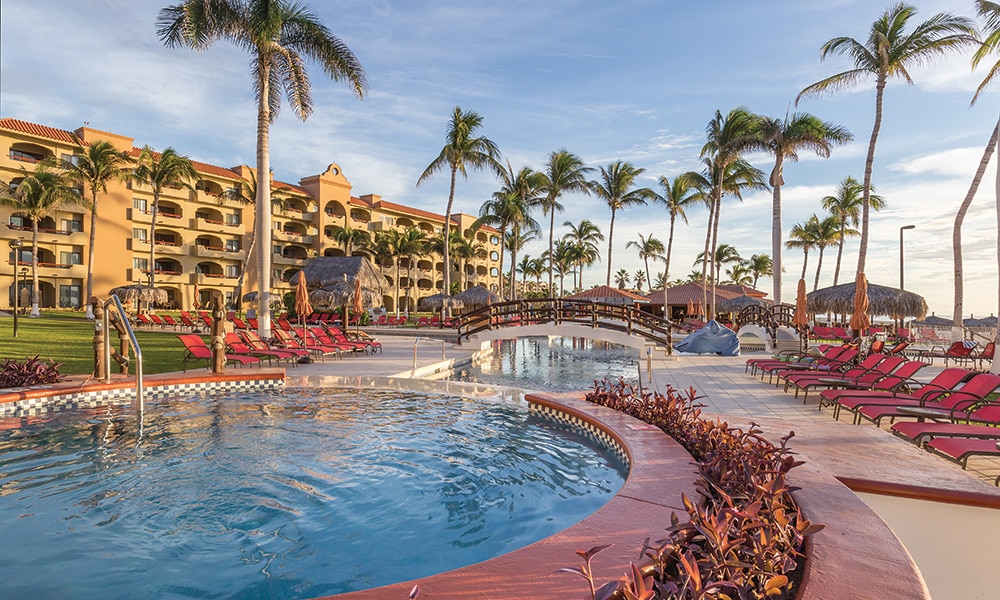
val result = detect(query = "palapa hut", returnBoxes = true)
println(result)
[299,256,385,311]
[454,285,500,311]
[646,282,746,320]
[716,294,771,314]
[807,281,928,321]
[565,285,648,306]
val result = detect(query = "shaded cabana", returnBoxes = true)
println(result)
[647,282,743,319]
[565,285,648,306]
[913,314,953,327]
[455,285,500,311]
[807,281,928,321]
[109,284,168,307]
[715,294,771,314]
[299,256,385,310]
[419,293,463,312]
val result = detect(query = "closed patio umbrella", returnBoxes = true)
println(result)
[793,278,809,330]
[192,283,202,310]
[687,298,695,316]
[849,272,870,335]
[294,271,313,361]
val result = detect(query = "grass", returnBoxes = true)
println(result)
[0,311,191,375]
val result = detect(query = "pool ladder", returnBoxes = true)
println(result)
[101,295,144,416]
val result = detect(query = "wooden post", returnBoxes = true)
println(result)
[91,297,106,379]
[110,312,130,374]
[210,291,226,373]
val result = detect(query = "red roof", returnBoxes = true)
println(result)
[351,196,499,234]
[127,147,240,181]
[0,118,80,145]
[567,285,648,302]
[646,282,742,305]
[274,180,310,196]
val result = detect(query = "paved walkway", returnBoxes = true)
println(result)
[283,334,1000,496]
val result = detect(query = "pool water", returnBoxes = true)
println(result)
[0,388,626,599]
[450,336,640,392]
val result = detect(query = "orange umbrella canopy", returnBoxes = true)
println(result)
[793,278,809,327]
[849,272,871,333]
[687,298,695,315]
[192,283,202,310]
[294,271,312,319]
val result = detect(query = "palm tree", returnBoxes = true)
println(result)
[516,254,535,297]
[589,161,655,286]
[797,3,975,274]
[159,0,367,338]
[786,215,821,281]
[754,112,852,304]
[1,163,82,316]
[811,215,842,291]
[724,263,753,287]
[694,243,743,284]
[626,233,665,293]
[614,269,631,289]
[633,270,646,292]
[957,1,1000,347]
[395,227,427,313]
[63,140,133,319]
[652,271,666,290]
[328,224,369,257]
[821,176,883,286]
[652,174,697,286]
[451,232,480,292]
[417,107,503,305]
[562,219,603,291]
[485,162,545,299]
[550,241,577,297]
[131,146,197,290]
[540,150,592,292]
[366,231,395,307]
[504,228,539,299]
[745,253,773,290]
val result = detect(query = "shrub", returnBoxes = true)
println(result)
[0,355,63,389]
[568,378,822,600]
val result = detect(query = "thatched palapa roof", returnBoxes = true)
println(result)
[807,281,928,320]
[110,284,168,305]
[455,285,500,310]
[716,294,771,314]
[419,293,463,310]
[299,256,385,309]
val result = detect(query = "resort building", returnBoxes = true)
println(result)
[1,118,502,313]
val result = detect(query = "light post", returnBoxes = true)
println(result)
[8,238,23,337]
[899,225,915,290]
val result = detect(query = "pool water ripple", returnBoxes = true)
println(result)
[0,387,625,599]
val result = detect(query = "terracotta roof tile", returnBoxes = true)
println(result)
[567,285,648,302]
[274,180,310,196]
[128,147,240,181]
[350,196,498,233]
[646,282,741,305]
[0,118,80,145]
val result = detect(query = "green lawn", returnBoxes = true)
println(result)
[0,311,190,375]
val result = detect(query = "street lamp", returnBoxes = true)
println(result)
[8,238,23,337]
[899,225,915,290]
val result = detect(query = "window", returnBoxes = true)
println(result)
[9,215,28,229]
[133,228,147,242]
[382,216,394,225]
[59,284,81,308]
[133,258,149,271]
[490,236,500,245]
[60,250,82,265]
[490,251,499,261]
[62,218,83,233]
[9,148,44,163]
[226,239,241,252]
[273,245,282,255]
[225,265,240,278]
[490,267,499,277]
[226,212,241,226]
[274,221,282,231]
[133,197,148,212]
[60,153,80,167]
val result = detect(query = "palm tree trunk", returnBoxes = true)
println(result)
[29,223,40,317]
[813,247,825,291]
[85,191,98,319]
[548,210,555,294]
[148,194,159,290]
[857,76,886,275]
[408,258,416,314]
[833,220,846,286]
[800,250,809,280]
[394,257,401,317]
[954,119,999,341]
[701,200,714,312]
[664,213,677,320]
[605,208,617,287]
[643,256,651,293]
[509,225,519,300]
[497,226,507,299]
[771,155,784,305]
[993,124,1000,375]
[710,195,722,319]
[442,166,458,307]
[256,69,274,339]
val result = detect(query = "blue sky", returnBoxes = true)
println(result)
[1,0,997,317]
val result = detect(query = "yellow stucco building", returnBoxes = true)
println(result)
[1,118,501,313]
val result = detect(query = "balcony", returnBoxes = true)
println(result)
[191,271,230,284]
[153,240,185,255]
[273,230,314,244]
[272,253,307,266]
[193,244,245,261]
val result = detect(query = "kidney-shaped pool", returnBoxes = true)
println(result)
[0,387,626,599]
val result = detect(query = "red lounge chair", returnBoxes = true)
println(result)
[816,360,929,414]
[240,330,310,359]
[177,334,260,371]
[247,317,259,329]
[179,313,200,331]
[897,328,914,342]
[325,324,380,353]
[225,332,294,365]
[417,317,430,328]
[161,315,180,329]
[969,341,995,371]
[885,340,910,355]
[810,326,838,341]
[200,313,213,329]
[918,341,977,366]
[135,313,153,328]
[918,327,950,345]
[764,347,860,386]
[783,354,906,403]
[865,372,1000,432]
[374,315,388,327]
[925,437,1000,473]
[831,367,975,424]
[231,317,247,330]
[273,328,334,360]
[149,314,166,328]
[746,345,849,377]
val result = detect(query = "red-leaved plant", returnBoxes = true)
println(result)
[0,355,63,389]
[569,378,822,600]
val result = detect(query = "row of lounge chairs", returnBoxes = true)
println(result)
[746,344,1000,483]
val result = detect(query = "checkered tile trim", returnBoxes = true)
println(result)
[1,378,284,418]
[529,403,630,468]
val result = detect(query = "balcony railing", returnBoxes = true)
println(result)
[7,223,77,236]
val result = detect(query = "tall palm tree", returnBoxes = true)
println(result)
[562,219,603,291]
[626,233,665,293]
[614,269,631,289]
[972,0,1000,367]
[131,146,197,290]
[786,215,821,281]
[745,253,773,290]
[811,215,842,291]
[505,228,539,299]
[417,107,502,305]
[158,0,367,338]
[589,161,655,286]
[651,174,697,317]
[451,232,480,292]
[820,176,883,286]
[395,226,427,313]
[1,163,82,316]
[754,112,852,304]
[63,140,133,319]
[724,263,753,287]
[694,243,743,284]
[366,231,394,308]
[328,224,368,257]
[797,2,975,274]
[493,162,545,298]
[516,254,535,297]
[550,241,577,297]
[540,150,592,292]
[633,270,646,292]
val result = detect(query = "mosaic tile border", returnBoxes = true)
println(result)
[529,403,630,468]
[1,378,284,418]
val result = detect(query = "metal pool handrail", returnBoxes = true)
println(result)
[102,295,144,415]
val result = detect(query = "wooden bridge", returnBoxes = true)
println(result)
[455,299,680,349]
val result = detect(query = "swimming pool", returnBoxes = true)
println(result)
[449,336,640,392]
[0,387,626,598]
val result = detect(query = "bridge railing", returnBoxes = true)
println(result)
[456,298,682,348]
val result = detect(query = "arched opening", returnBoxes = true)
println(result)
[283,245,308,260]
[195,207,225,223]
[195,180,224,196]
[157,201,183,219]
[154,258,182,275]
[8,142,53,164]
[324,200,347,221]
[195,234,224,251]
[154,228,183,247]
[281,268,300,283]
[196,262,224,278]
[323,247,346,257]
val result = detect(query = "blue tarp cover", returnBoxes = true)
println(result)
[674,320,740,356]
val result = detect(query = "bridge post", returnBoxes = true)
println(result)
[591,302,597,329]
